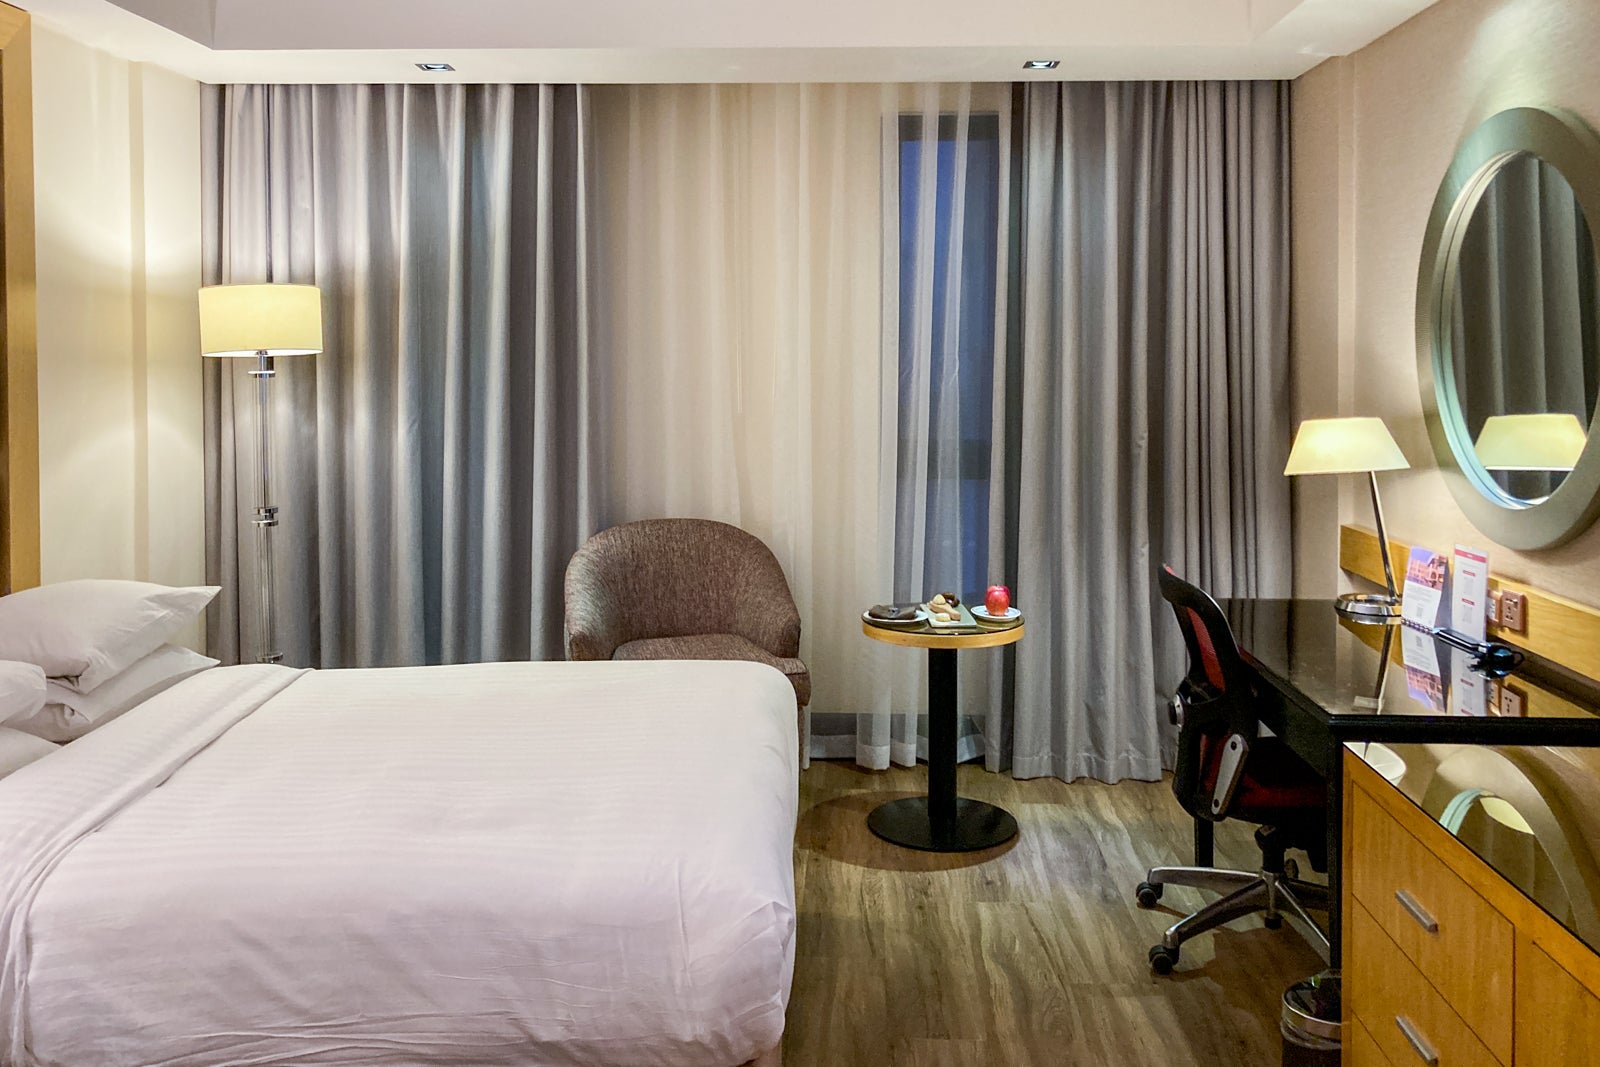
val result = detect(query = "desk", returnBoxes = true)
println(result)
[1220,598,1600,965]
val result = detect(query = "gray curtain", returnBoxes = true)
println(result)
[1009,81,1293,781]
[201,84,600,667]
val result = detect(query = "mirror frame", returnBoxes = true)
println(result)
[1416,106,1600,550]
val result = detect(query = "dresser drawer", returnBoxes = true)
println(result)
[1349,784,1513,1061]
[1348,903,1501,1067]
[1348,1014,1396,1067]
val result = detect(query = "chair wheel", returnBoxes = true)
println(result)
[1136,881,1163,908]
[1149,944,1179,974]
[1284,858,1300,881]
[1264,914,1283,930]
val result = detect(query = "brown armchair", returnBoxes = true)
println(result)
[563,519,811,709]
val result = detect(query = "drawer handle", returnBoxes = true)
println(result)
[1395,889,1439,933]
[1395,1015,1440,1066]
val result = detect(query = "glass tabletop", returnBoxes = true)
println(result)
[1219,599,1600,726]
[1350,740,1600,956]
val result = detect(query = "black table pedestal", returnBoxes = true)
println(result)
[867,646,1019,853]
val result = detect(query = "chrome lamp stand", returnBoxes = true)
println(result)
[1336,471,1401,622]
[249,350,282,664]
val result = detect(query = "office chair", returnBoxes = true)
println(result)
[1137,565,1331,973]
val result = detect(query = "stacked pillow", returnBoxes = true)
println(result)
[0,580,221,744]
[0,661,57,775]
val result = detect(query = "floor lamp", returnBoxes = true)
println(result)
[198,284,323,664]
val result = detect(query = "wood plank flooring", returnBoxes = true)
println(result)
[783,761,1328,1066]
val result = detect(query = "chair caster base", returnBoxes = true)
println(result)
[1136,881,1163,909]
[1264,914,1283,930]
[1149,944,1180,974]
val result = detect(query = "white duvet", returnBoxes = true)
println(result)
[0,660,799,1067]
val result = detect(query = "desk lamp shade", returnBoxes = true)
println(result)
[1473,413,1587,472]
[1284,417,1408,621]
[199,284,323,357]
[1283,417,1409,477]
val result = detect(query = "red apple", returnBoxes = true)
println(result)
[985,585,1011,615]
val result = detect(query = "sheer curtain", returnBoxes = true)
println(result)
[202,84,600,667]
[889,84,1015,768]
[592,84,912,765]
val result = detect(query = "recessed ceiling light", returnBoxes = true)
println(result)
[1023,59,1060,70]
[416,62,455,72]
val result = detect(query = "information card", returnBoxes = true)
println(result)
[1451,545,1490,643]
[1401,546,1451,631]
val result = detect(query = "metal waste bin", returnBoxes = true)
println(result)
[1281,971,1341,1067]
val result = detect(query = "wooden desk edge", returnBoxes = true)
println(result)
[861,620,1025,650]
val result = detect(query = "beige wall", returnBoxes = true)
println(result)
[1291,0,1600,601]
[31,28,205,613]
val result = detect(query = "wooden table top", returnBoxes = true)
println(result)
[861,619,1025,650]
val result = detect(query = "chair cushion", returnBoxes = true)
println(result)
[1227,737,1326,823]
[613,634,811,706]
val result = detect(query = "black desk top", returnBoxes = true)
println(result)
[1221,599,1600,748]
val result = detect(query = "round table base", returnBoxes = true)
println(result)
[866,796,1019,853]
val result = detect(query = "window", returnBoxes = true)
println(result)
[895,113,1003,600]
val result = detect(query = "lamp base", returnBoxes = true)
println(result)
[1335,592,1401,622]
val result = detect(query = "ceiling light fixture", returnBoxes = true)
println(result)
[1023,59,1060,70]
[416,62,455,72]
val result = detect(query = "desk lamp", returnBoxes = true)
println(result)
[1285,417,1409,620]
[199,283,323,663]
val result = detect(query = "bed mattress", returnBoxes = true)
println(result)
[0,659,799,1067]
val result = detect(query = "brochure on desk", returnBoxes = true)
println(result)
[1397,545,1491,717]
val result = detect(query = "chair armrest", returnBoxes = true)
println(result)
[727,556,802,659]
[564,568,626,661]
[1209,734,1251,817]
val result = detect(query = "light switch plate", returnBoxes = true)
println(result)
[1486,589,1502,625]
[1501,591,1528,633]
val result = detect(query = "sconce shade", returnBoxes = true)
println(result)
[1284,417,1410,476]
[1473,413,1587,472]
[199,284,323,357]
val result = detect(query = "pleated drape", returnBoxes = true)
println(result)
[202,84,600,667]
[1011,82,1293,781]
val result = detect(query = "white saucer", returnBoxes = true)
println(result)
[863,608,929,628]
[972,606,1021,623]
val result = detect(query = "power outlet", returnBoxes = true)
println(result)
[1500,684,1527,718]
[1500,591,1528,633]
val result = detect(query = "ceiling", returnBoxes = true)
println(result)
[13,0,1440,82]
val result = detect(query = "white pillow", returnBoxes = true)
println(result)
[8,644,218,743]
[0,727,57,778]
[0,580,219,693]
[0,660,46,725]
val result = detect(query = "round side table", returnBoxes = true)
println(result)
[861,618,1025,852]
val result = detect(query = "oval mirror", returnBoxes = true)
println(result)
[1418,107,1600,549]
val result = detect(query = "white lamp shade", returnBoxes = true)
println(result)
[1284,417,1410,476]
[198,284,323,357]
[1473,413,1588,472]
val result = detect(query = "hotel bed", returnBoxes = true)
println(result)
[0,658,799,1067]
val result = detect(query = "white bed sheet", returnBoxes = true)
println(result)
[0,660,799,1067]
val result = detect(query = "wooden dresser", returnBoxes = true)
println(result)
[1344,752,1600,1066]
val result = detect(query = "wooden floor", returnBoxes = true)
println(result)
[783,761,1328,1067]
